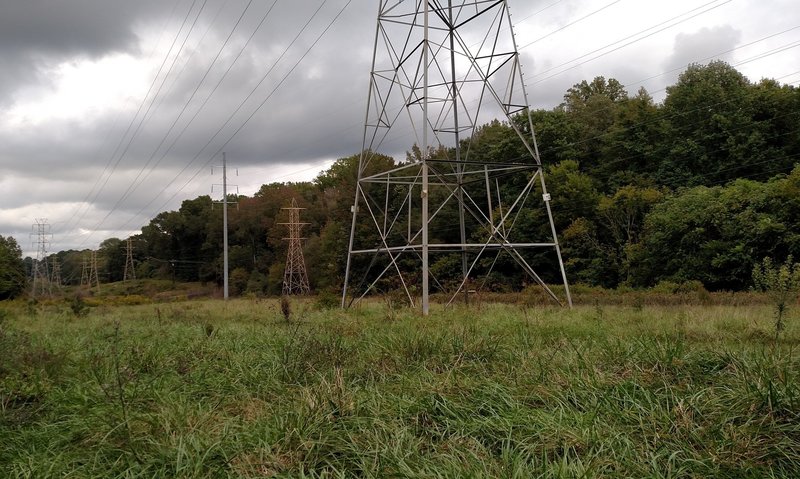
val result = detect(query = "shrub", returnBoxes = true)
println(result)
[752,256,800,340]
[315,289,340,310]
[70,295,89,317]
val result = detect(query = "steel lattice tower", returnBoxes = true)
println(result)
[280,198,310,295]
[124,238,136,281]
[89,250,100,289]
[81,254,90,287]
[343,1,571,314]
[30,218,52,298]
[51,257,62,288]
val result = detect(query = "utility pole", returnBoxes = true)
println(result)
[213,153,237,300]
[280,198,310,295]
[123,238,136,281]
[30,218,52,298]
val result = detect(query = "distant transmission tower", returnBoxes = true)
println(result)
[123,238,136,281]
[30,218,52,298]
[81,254,90,287]
[89,250,100,289]
[280,198,310,295]
[51,257,62,288]
[343,1,571,314]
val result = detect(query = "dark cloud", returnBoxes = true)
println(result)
[0,0,161,54]
[0,0,165,103]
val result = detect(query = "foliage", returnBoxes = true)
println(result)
[0,235,26,300]
[69,295,88,317]
[752,256,800,338]
[634,170,800,290]
[32,62,800,294]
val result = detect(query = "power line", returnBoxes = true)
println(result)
[76,0,329,246]
[512,0,566,25]
[58,2,799,253]
[519,0,625,49]
[526,0,733,81]
[57,0,200,237]
[82,0,211,209]
[532,23,800,87]
[62,0,209,239]
[94,0,260,233]
[232,17,800,189]
[83,0,284,244]
[104,0,352,242]
[147,0,234,118]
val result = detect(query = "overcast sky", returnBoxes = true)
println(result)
[1,0,798,256]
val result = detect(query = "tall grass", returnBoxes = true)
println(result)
[1,299,798,477]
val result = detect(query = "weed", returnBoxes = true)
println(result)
[593,300,605,321]
[752,256,800,341]
[88,321,141,463]
[383,288,408,321]
[70,294,89,317]
[315,289,340,310]
[26,298,37,317]
[281,295,292,324]
[632,293,644,311]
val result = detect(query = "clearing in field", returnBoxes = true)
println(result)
[1,298,799,478]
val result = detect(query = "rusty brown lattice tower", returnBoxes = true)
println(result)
[280,198,310,295]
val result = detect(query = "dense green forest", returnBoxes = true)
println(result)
[25,62,800,297]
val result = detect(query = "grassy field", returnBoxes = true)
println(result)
[1,297,799,478]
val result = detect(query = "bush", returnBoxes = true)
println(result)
[70,295,89,317]
[315,289,340,310]
[230,268,250,296]
[752,256,800,339]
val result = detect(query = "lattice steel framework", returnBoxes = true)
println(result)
[31,218,52,298]
[81,254,90,287]
[51,257,62,288]
[124,238,136,281]
[343,0,571,314]
[281,198,310,295]
[89,250,100,289]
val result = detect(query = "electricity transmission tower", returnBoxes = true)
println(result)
[123,238,136,281]
[81,254,90,287]
[51,257,62,288]
[343,1,571,314]
[89,250,100,289]
[280,198,310,295]
[30,218,52,298]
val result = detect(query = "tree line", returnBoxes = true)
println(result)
[1,61,797,299]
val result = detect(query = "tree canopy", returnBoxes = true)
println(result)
[0,235,26,300]
[41,62,799,295]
